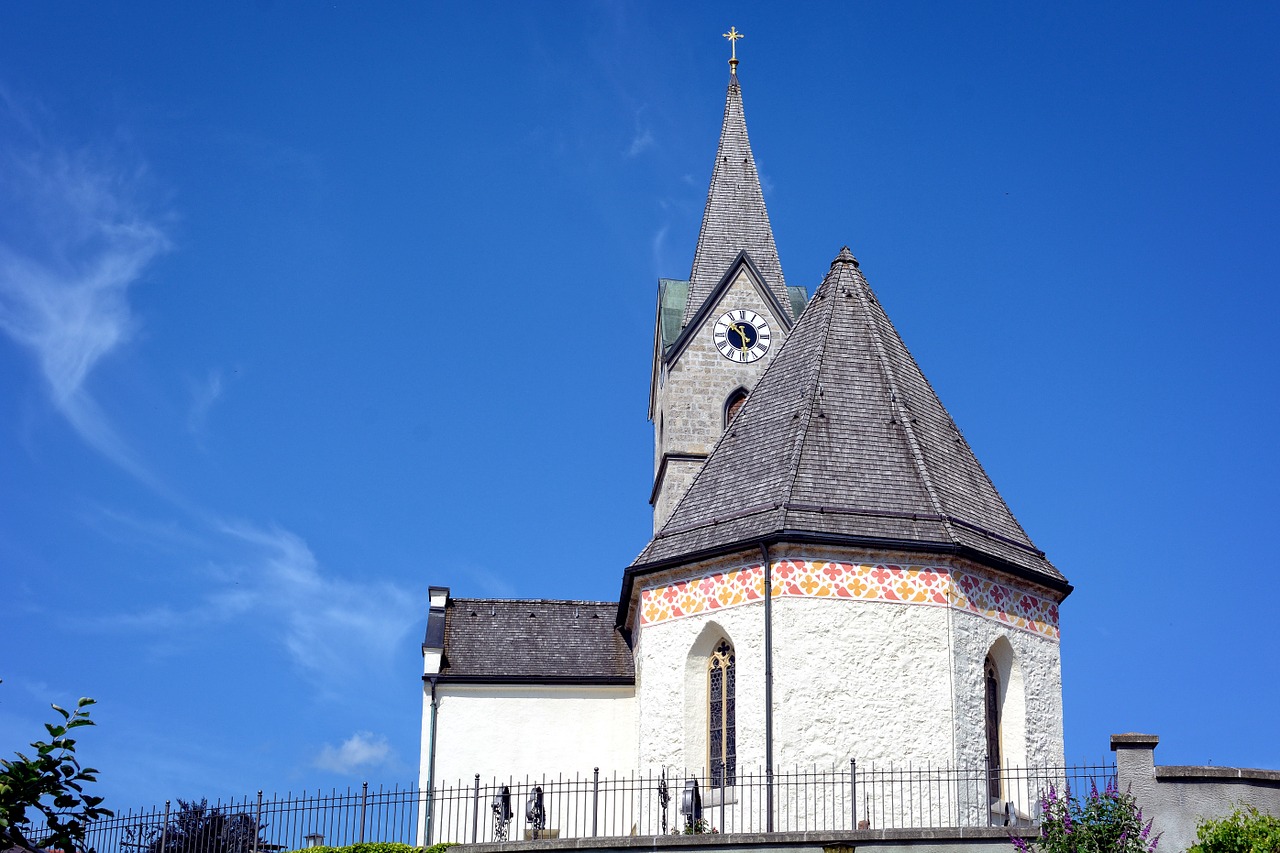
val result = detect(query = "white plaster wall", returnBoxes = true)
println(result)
[949,608,1064,774]
[771,596,956,768]
[634,600,767,773]
[426,685,637,786]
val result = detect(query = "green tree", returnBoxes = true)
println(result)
[0,688,112,853]
[1191,805,1280,853]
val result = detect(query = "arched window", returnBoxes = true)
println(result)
[723,388,748,430]
[984,655,1002,802]
[708,638,736,787]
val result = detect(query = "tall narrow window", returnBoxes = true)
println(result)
[723,389,748,430]
[708,639,736,787]
[984,656,1002,802]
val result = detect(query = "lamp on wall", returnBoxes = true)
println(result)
[303,835,324,848]
[681,778,702,830]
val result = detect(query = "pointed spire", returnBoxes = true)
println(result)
[635,249,1067,591]
[683,72,788,324]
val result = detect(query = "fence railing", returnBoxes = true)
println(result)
[54,763,1114,853]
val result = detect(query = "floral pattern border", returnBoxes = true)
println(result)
[638,559,1059,641]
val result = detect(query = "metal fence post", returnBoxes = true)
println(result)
[850,759,857,830]
[359,781,368,843]
[471,774,481,844]
[160,800,171,853]
[592,767,599,837]
[766,766,774,833]
[253,792,262,853]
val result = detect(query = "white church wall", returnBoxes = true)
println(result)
[426,684,637,787]
[770,595,956,768]
[634,599,767,773]
[950,607,1065,774]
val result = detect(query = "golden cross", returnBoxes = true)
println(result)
[723,26,743,72]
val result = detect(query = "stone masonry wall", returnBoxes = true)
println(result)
[652,268,791,530]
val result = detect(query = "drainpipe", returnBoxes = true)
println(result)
[425,676,440,843]
[760,542,774,832]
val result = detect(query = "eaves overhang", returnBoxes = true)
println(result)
[425,674,635,687]
[616,529,1072,630]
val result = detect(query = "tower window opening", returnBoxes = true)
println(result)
[724,388,749,430]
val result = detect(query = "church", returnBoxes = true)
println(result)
[417,39,1071,826]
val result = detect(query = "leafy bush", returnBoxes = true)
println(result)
[1191,806,1280,853]
[1013,780,1158,853]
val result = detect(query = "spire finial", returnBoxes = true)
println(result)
[723,26,743,74]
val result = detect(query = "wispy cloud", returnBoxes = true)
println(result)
[88,516,421,688]
[627,127,654,157]
[314,731,392,774]
[0,96,168,481]
[626,106,654,157]
[187,368,224,443]
[218,521,420,681]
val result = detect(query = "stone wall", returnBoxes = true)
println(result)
[1113,733,1280,852]
[652,268,790,530]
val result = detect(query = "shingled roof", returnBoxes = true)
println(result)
[439,598,634,683]
[631,248,1068,593]
[683,74,789,325]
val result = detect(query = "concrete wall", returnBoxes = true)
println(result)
[460,827,1039,853]
[1113,733,1280,852]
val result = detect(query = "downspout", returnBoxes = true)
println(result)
[760,541,774,832]
[425,676,440,844]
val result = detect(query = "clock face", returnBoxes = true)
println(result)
[713,309,772,363]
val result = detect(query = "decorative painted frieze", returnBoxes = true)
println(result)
[638,559,1060,640]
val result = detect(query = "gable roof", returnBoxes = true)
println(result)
[683,75,789,325]
[664,251,794,366]
[629,247,1068,594]
[438,598,634,684]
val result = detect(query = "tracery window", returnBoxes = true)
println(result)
[708,638,736,787]
[984,656,1002,801]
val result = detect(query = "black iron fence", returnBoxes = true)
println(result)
[52,762,1114,853]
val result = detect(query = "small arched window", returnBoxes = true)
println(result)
[723,389,748,430]
[708,638,736,787]
[984,655,1002,801]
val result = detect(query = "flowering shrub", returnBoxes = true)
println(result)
[1013,780,1158,853]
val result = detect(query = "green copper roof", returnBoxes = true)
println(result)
[657,278,689,350]
[787,285,808,319]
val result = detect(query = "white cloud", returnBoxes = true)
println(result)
[626,127,654,157]
[187,368,224,442]
[0,100,168,481]
[314,731,392,774]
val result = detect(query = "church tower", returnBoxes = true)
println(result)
[649,52,807,532]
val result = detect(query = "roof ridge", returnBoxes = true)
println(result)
[779,279,838,514]
[846,258,957,542]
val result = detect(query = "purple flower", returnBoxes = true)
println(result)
[1012,836,1030,852]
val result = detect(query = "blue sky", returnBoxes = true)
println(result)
[2,1,1278,811]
